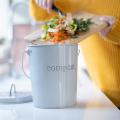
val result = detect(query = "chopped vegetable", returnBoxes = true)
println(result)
[41,15,93,43]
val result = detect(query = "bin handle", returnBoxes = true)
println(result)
[22,48,30,79]
[78,49,80,56]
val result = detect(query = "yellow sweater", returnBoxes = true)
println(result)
[30,0,120,107]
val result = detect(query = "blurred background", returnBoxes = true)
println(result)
[0,0,86,92]
[0,0,34,93]
[0,0,33,80]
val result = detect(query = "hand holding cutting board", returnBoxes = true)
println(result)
[26,1,115,45]
[24,12,115,45]
[33,0,116,37]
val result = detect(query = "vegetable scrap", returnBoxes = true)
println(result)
[40,15,93,43]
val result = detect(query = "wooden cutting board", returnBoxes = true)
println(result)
[24,12,108,45]
[65,12,108,44]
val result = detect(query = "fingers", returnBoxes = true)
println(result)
[43,0,47,9]
[35,0,42,6]
[47,0,53,13]
[36,0,54,13]
[99,16,116,37]
[100,26,111,37]
[100,16,116,27]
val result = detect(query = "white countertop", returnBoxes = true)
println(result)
[0,70,120,120]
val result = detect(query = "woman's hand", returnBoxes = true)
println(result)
[35,0,54,13]
[100,16,116,37]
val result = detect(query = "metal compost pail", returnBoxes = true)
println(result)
[25,44,78,108]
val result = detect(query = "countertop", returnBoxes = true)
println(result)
[0,69,120,120]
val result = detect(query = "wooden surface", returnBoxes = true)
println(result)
[67,12,107,44]
[24,12,107,45]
